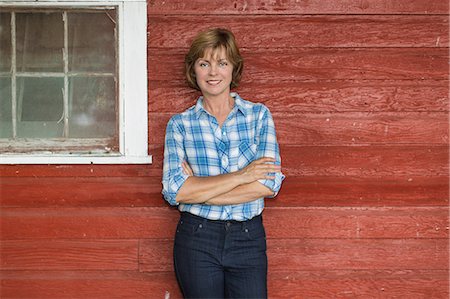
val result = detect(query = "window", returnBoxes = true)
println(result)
[0,0,150,164]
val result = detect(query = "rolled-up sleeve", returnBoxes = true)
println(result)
[256,106,285,198]
[162,116,189,206]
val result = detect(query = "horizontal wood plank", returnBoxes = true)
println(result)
[147,144,449,177]
[147,0,449,15]
[148,48,449,83]
[1,145,446,177]
[149,15,449,48]
[149,112,449,146]
[272,175,449,207]
[263,207,449,239]
[0,240,138,271]
[0,207,178,240]
[1,175,447,208]
[0,164,156,177]
[0,177,164,207]
[1,207,447,240]
[278,145,449,177]
[2,270,447,298]
[268,238,449,271]
[274,112,449,145]
[139,238,448,272]
[148,80,449,113]
[0,271,181,299]
[267,270,449,298]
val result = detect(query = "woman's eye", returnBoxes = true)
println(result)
[199,62,209,67]
[219,62,228,67]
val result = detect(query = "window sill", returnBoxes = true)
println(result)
[0,154,152,164]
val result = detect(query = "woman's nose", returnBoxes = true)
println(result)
[208,64,218,75]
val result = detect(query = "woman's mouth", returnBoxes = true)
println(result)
[207,80,221,86]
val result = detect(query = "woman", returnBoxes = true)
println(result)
[162,28,284,299]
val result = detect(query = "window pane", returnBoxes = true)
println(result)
[2,7,120,153]
[16,12,64,72]
[16,77,64,138]
[69,76,116,138]
[68,11,116,72]
[0,13,11,72]
[0,77,12,138]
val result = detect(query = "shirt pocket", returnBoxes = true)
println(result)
[237,141,257,169]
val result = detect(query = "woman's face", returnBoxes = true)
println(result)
[194,47,233,99]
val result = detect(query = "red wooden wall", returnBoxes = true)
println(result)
[1,1,449,298]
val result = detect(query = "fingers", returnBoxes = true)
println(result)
[253,157,276,164]
[256,165,281,176]
[181,161,194,176]
[182,163,193,176]
[237,157,282,184]
[252,157,281,172]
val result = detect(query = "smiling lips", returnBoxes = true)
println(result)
[207,80,222,85]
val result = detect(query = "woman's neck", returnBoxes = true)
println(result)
[203,94,234,115]
[202,94,235,126]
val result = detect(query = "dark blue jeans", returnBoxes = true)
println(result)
[173,212,268,299]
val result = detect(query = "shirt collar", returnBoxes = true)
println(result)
[232,93,250,116]
[194,92,249,119]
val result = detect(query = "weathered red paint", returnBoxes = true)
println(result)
[1,1,448,298]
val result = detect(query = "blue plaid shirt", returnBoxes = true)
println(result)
[162,93,284,221]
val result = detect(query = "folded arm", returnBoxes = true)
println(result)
[176,157,280,204]
[204,180,274,206]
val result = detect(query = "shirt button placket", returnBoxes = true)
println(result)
[220,128,229,170]
[221,155,228,165]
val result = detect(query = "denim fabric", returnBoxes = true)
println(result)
[173,212,268,299]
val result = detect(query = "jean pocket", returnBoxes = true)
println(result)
[244,224,266,241]
[176,219,204,236]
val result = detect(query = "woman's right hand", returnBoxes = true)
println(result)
[236,157,281,185]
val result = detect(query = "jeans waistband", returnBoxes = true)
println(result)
[180,212,262,227]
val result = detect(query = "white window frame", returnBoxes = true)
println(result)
[0,0,151,164]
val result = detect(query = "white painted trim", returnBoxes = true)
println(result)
[0,0,151,165]
[122,1,148,157]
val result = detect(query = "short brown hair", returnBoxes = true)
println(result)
[185,28,243,90]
